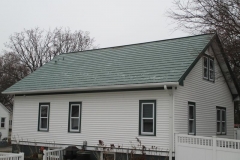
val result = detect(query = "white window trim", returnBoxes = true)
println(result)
[217,108,226,135]
[209,58,214,81]
[203,57,209,79]
[39,105,49,131]
[203,56,214,81]
[188,104,195,135]
[70,104,81,132]
[1,117,5,128]
[141,103,155,135]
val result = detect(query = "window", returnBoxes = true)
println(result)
[217,107,226,135]
[68,102,82,133]
[1,118,5,128]
[203,56,214,81]
[188,102,196,135]
[139,100,156,136]
[38,103,50,131]
[9,120,12,126]
[103,153,115,160]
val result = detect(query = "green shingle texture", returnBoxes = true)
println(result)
[3,34,214,94]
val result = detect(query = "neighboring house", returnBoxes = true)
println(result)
[2,34,240,159]
[0,103,10,141]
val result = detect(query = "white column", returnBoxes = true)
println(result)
[43,150,47,160]
[20,152,24,160]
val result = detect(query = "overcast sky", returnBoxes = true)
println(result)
[0,0,188,54]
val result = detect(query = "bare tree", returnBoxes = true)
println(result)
[169,0,240,123]
[0,52,29,107]
[169,0,240,77]
[4,27,96,72]
[1,27,96,107]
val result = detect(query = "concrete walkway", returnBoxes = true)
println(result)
[0,146,12,152]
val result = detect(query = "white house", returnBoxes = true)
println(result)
[2,34,240,159]
[0,103,10,141]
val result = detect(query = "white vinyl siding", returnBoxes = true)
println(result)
[13,90,171,149]
[175,46,234,139]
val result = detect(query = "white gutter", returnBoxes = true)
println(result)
[3,82,179,94]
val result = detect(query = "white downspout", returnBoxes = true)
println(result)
[164,85,173,160]
[172,87,175,156]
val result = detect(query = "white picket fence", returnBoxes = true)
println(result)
[175,134,240,160]
[43,148,65,160]
[0,152,24,160]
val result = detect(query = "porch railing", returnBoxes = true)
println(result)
[43,148,64,160]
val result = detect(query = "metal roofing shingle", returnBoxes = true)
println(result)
[3,34,214,94]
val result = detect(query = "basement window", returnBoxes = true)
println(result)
[139,100,156,136]
[203,56,214,81]
[217,107,226,135]
[38,103,50,131]
[68,102,82,133]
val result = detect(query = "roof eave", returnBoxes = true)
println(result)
[2,82,179,95]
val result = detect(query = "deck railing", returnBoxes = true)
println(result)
[43,148,64,160]
[0,152,24,160]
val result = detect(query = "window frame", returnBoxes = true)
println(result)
[203,55,215,82]
[188,102,196,135]
[139,100,156,136]
[68,102,82,133]
[216,107,226,135]
[103,152,115,160]
[1,117,5,128]
[38,103,50,132]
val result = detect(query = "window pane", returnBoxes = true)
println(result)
[209,59,214,70]
[210,71,214,80]
[217,122,221,132]
[143,119,153,132]
[71,118,79,130]
[1,118,5,123]
[217,110,221,121]
[222,110,226,121]
[103,154,114,160]
[41,106,48,117]
[41,118,47,129]
[189,120,194,133]
[204,57,208,67]
[143,104,153,118]
[189,106,194,119]
[204,68,208,78]
[222,122,225,133]
[71,105,79,117]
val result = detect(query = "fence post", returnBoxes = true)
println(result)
[212,136,217,160]
[43,150,47,160]
[20,152,24,160]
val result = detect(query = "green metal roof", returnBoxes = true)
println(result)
[3,34,214,94]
